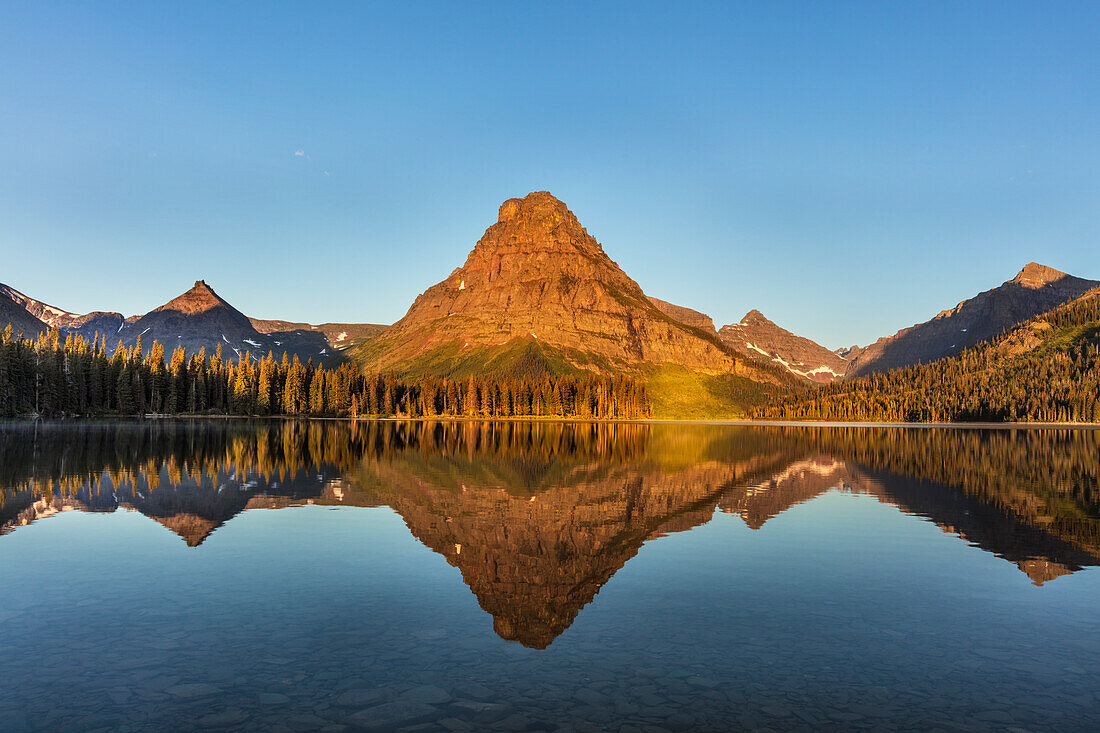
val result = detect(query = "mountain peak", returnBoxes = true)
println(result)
[718,311,847,383]
[476,191,603,260]
[741,309,774,326]
[848,262,1098,377]
[359,192,784,380]
[1012,262,1067,288]
[154,280,231,316]
[497,191,571,223]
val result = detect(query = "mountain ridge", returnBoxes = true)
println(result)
[0,278,387,364]
[847,262,1099,377]
[756,284,1100,422]
[5,222,1098,420]
[0,284,49,337]
[646,297,717,334]
[718,310,850,383]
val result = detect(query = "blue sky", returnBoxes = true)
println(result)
[1,2,1097,348]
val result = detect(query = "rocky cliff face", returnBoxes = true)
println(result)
[646,297,717,334]
[834,344,862,361]
[358,192,782,383]
[718,310,849,383]
[847,262,1099,377]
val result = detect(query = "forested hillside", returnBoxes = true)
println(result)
[0,326,648,420]
[753,289,1100,423]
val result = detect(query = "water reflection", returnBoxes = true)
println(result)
[2,420,1100,649]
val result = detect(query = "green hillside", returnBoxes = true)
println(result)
[754,288,1100,423]
[351,335,804,420]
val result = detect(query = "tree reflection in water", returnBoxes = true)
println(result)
[2,419,1098,648]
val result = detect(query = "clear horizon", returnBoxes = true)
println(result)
[2,2,1098,350]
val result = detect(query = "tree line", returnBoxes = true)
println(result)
[0,326,650,419]
[753,291,1100,423]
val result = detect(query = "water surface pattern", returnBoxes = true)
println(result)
[2,420,1099,732]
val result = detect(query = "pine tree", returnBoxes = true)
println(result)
[309,369,326,415]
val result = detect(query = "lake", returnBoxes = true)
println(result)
[2,419,1099,732]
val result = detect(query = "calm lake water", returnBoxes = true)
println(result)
[2,420,1100,732]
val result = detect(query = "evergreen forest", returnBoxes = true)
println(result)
[0,326,650,420]
[754,292,1100,422]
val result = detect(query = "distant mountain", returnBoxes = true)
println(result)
[117,280,263,357]
[1,283,128,342]
[834,344,862,361]
[113,280,339,362]
[121,284,387,363]
[718,310,849,383]
[1,278,387,364]
[757,285,1100,422]
[66,312,129,342]
[353,191,798,416]
[249,318,388,352]
[646,297,717,334]
[847,262,1099,377]
[1,282,78,327]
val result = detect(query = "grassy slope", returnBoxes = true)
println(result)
[642,364,792,420]
[354,337,587,379]
[351,333,803,419]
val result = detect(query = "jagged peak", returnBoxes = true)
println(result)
[497,191,572,223]
[1012,262,1068,287]
[463,191,604,262]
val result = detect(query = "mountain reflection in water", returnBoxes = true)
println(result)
[2,420,1099,649]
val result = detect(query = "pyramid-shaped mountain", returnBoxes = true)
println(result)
[118,280,336,363]
[120,280,267,357]
[719,310,850,383]
[358,192,789,390]
[847,262,1099,377]
[2,277,382,364]
[130,279,254,338]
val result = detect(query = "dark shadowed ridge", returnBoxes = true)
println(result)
[0,283,49,337]
[847,262,1100,377]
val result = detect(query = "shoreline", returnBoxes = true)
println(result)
[3,415,1100,430]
